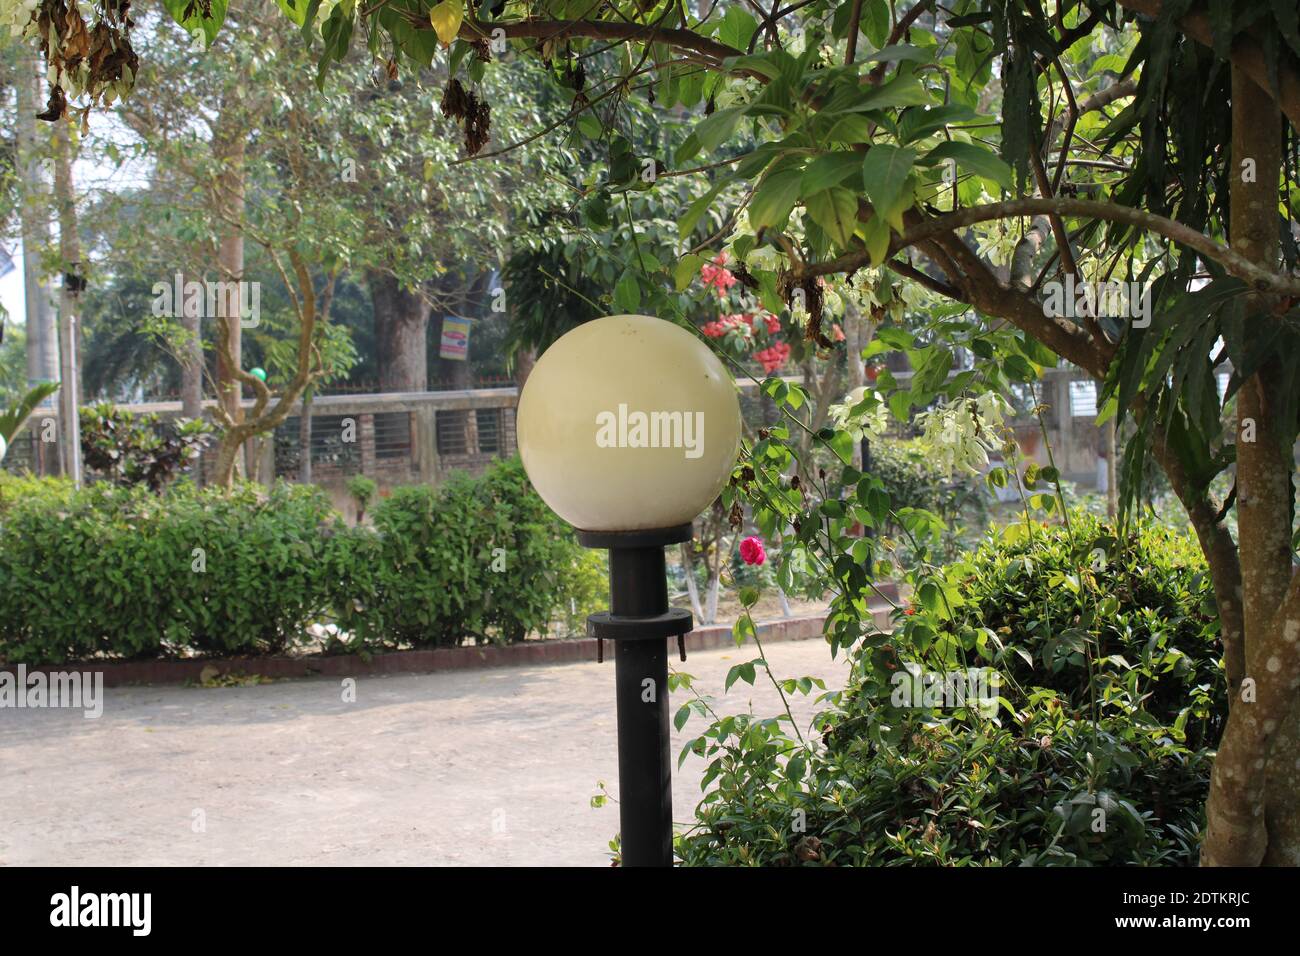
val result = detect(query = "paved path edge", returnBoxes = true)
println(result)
[1,608,893,687]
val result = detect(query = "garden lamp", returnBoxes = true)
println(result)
[517,314,742,866]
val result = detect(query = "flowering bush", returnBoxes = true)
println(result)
[695,252,791,374]
[912,393,1012,477]
[676,515,1220,866]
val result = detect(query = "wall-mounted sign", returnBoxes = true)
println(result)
[439,315,472,360]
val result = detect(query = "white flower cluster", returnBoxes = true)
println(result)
[0,0,38,37]
[828,386,889,443]
[913,392,1012,476]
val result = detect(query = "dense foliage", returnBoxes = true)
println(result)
[0,458,591,664]
[330,457,600,648]
[676,515,1222,866]
[79,403,214,490]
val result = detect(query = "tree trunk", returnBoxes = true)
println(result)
[15,53,59,475]
[52,117,82,486]
[1200,65,1297,866]
[368,271,429,392]
[680,542,705,622]
[299,385,313,484]
[514,347,537,389]
[178,269,205,485]
[211,99,247,480]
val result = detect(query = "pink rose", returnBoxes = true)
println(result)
[739,536,766,566]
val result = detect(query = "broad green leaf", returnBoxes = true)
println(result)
[861,144,915,218]
[674,254,706,291]
[801,151,864,193]
[805,187,860,248]
[748,169,803,230]
[862,214,891,266]
[922,140,1012,190]
[164,0,228,45]
[897,104,979,144]
[719,6,759,52]
[613,269,641,312]
[861,0,889,47]
[678,179,728,239]
[825,114,874,144]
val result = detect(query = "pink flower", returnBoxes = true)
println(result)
[764,314,781,334]
[754,341,791,373]
[739,536,766,566]
[699,253,737,297]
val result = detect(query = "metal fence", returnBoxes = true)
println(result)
[2,367,1107,491]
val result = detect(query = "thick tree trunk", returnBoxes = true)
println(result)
[210,95,247,481]
[513,347,537,389]
[368,271,429,392]
[1200,66,1297,866]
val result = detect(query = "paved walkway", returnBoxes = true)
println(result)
[0,637,849,866]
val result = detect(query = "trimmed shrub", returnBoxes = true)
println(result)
[332,457,586,647]
[0,477,339,662]
[677,514,1222,866]
[0,458,588,664]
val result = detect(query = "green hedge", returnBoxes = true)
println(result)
[678,514,1222,866]
[0,458,599,665]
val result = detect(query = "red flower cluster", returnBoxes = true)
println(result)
[754,341,791,373]
[699,253,736,297]
[701,313,752,338]
[764,314,781,334]
[739,536,766,566]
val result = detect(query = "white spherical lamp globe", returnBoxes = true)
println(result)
[517,314,742,531]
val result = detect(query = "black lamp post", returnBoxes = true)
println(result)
[514,314,742,868]
[578,525,694,866]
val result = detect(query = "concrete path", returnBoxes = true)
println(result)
[0,636,849,866]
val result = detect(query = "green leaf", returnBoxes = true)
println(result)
[802,151,865,193]
[825,114,875,144]
[921,140,1012,190]
[719,7,759,52]
[164,0,228,45]
[897,104,979,144]
[861,0,889,47]
[274,0,307,27]
[696,108,747,153]
[863,44,930,66]
[805,187,860,248]
[861,214,891,266]
[674,254,706,291]
[678,179,728,239]
[613,269,641,312]
[861,145,915,219]
[749,169,803,230]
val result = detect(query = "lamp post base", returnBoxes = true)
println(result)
[578,524,693,868]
